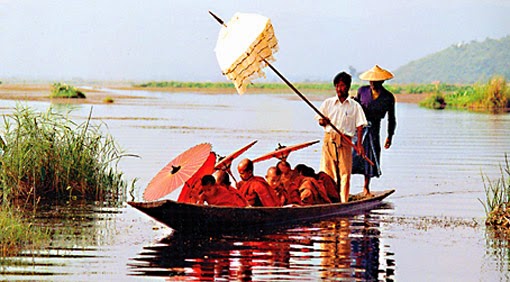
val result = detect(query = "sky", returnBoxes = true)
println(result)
[0,0,509,82]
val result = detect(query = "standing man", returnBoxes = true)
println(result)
[354,65,397,197]
[316,72,367,202]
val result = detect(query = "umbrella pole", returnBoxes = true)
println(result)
[226,168,239,186]
[261,58,374,166]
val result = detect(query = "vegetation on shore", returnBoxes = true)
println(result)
[135,80,340,92]
[0,104,134,206]
[420,76,510,112]
[134,80,473,95]
[50,82,86,99]
[480,155,510,237]
[0,104,135,256]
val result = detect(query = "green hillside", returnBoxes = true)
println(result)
[393,35,510,84]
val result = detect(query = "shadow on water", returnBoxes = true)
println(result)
[128,212,396,281]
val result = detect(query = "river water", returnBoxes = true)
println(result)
[0,89,509,281]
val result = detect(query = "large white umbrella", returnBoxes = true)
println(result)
[212,12,278,94]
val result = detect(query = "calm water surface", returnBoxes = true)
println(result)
[0,89,509,281]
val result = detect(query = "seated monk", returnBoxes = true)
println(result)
[199,175,248,207]
[214,170,246,199]
[296,164,340,203]
[316,170,340,203]
[265,166,287,205]
[295,164,332,205]
[236,158,282,207]
[276,160,302,205]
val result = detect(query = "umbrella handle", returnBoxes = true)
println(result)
[226,168,238,186]
[209,11,227,27]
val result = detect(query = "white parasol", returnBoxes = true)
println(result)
[212,12,278,94]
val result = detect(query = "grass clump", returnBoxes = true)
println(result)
[50,82,86,99]
[0,207,50,257]
[422,76,510,112]
[480,154,510,234]
[419,94,447,109]
[0,104,135,207]
[103,96,114,103]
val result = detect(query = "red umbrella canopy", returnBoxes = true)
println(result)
[214,140,258,171]
[252,140,320,163]
[177,152,216,203]
[143,143,212,201]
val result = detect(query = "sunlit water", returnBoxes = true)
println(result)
[0,89,509,281]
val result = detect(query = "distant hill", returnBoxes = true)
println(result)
[393,35,510,84]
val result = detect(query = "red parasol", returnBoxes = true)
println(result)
[214,140,258,171]
[143,143,212,201]
[252,140,320,163]
[177,152,216,203]
[214,140,258,185]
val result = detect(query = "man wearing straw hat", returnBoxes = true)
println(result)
[316,72,367,203]
[353,65,397,196]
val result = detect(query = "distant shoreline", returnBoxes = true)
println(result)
[0,83,428,104]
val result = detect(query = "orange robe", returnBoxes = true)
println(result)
[317,171,340,203]
[203,186,248,207]
[298,176,332,205]
[237,176,282,207]
[279,171,302,205]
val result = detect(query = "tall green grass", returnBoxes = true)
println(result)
[0,104,135,207]
[422,76,510,112]
[480,154,510,229]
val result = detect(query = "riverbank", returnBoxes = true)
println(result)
[0,83,428,104]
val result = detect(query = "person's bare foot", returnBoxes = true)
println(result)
[362,188,373,198]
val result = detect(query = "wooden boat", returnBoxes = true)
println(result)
[128,189,395,233]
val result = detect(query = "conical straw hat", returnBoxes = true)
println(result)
[359,65,394,81]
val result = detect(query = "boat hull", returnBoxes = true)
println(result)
[128,189,394,233]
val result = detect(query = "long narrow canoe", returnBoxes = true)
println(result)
[128,189,395,233]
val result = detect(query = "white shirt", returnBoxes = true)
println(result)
[315,96,367,137]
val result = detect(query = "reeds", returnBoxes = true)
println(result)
[0,104,134,207]
[437,76,510,112]
[480,154,510,229]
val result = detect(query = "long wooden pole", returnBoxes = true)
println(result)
[262,58,374,166]
[209,10,374,166]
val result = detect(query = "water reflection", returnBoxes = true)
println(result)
[0,204,162,281]
[128,214,395,281]
[484,228,510,278]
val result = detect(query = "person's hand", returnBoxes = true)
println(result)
[384,137,392,149]
[318,117,330,127]
[355,143,364,155]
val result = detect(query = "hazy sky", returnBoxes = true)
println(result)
[0,0,509,82]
